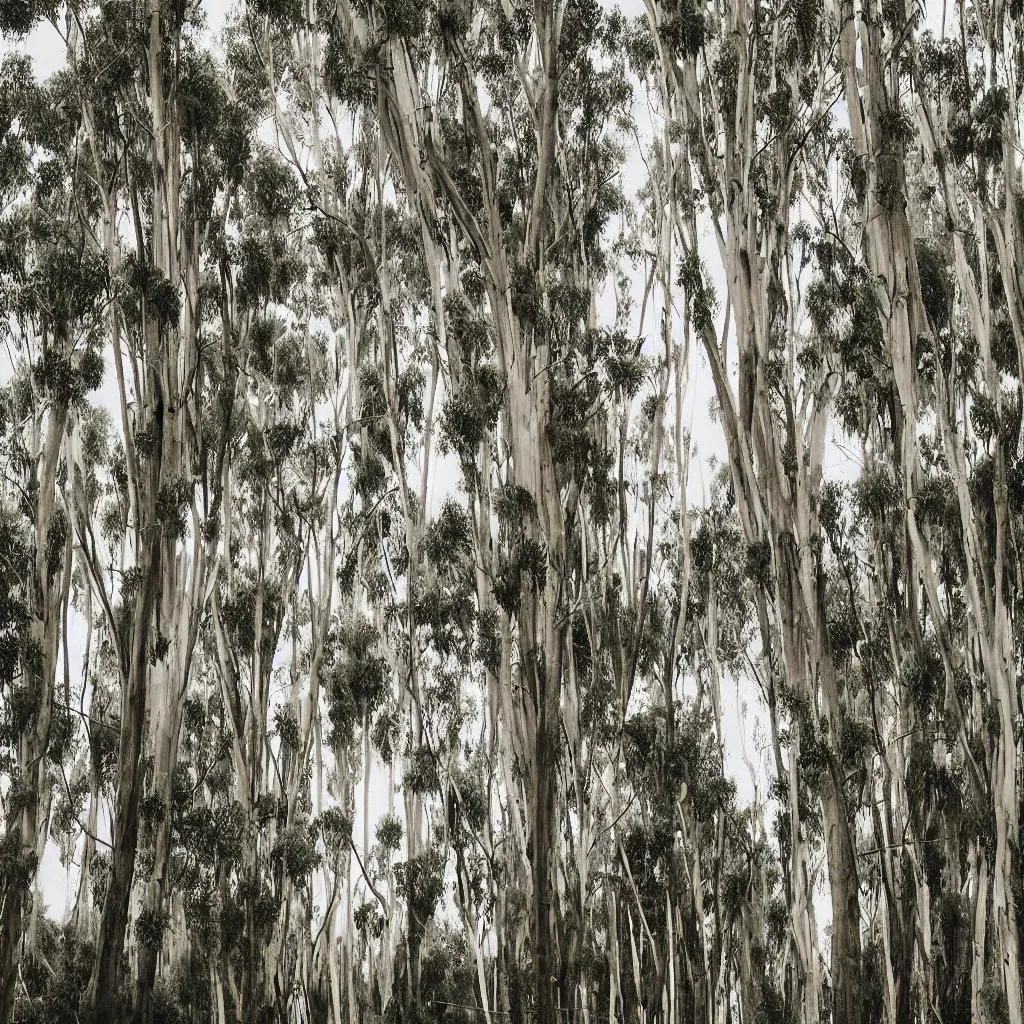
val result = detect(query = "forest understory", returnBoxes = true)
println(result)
[1,0,1023,1022]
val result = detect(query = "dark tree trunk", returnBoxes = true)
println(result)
[821,771,863,1024]
[88,497,161,1018]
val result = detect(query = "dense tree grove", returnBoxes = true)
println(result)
[1,0,1023,1022]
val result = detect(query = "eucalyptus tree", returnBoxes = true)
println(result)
[313,1,661,1018]
[267,1,699,1021]
[200,125,344,1024]
[224,6,435,1017]
[635,2,874,1020]
[16,1,259,1016]
[0,37,122,1007]
[0,51,109,1021]
[917,12,1024,1021]
[836,1,1024,1019]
